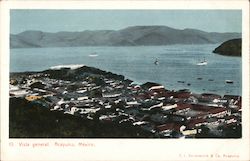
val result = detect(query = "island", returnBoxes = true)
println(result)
[9,65,242,138]
[213,38,242,56]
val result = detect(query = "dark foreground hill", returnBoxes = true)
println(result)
[9,98,153,138]
[213,38,242,56]
[10,25,241,48]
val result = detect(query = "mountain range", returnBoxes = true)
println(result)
[10,25,241,48]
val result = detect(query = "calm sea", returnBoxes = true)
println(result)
[10,44,242,96]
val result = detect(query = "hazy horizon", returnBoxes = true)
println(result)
[11,10,242,34]
[11,25,242,35]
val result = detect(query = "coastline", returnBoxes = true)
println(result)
[9,65,242,138]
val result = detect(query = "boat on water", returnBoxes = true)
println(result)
[197,58,207,66]
[89,53,98,57]
[225,80,234,84]
[154,59,159,65]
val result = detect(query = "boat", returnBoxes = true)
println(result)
[225,80,234,84]
[154,59,159,65]
[89,53,98,57]
[197,58,207,66]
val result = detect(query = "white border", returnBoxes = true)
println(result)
[1,1,249,161]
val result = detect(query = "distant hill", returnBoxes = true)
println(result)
[10,26,241,48]
[213,38,242,56]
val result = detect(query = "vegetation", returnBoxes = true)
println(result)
[43,66,125,81]
[213,38,241,56]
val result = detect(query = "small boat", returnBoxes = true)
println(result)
[89,53,98,57]
[225,80,234,84]
[154,59,159,65]
[197,58,207,66]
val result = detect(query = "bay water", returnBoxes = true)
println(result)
[10,44,242,96]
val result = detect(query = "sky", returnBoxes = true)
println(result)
[10,10,242,34]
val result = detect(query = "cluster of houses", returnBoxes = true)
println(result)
[9,68,242,138]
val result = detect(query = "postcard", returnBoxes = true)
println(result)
[0,0,249,161]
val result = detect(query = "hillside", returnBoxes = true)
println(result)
[10,26,241,48]
[9,98,153,138]
[213,38,242,56]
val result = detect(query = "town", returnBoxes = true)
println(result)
[9,65,242,138]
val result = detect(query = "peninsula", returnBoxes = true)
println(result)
[213,38,242,56]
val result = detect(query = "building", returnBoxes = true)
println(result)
[207,107,230,118]
[25,95,42,101]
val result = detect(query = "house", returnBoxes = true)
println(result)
[64,106,79,115]
[115,85,124,89]
[187,118,208,129]
[50,105,60,111]
[225,116,238,124]
[76,89,87,93]
[181,129,197,136]
[77,96,89,101]
[102,92,122,98]
[149,85,165,91]
[79,107,100,114]
[149,102,163,110]
[9,88,30,97]
[99,113,118,122]
[207,107,230,118]
[126,101,141,107]
[130,85,141,91]
[190,104,212,112]
[161,103,177,111]
[25,95,42,101]
[174,103,192,113]
[133,121,148,126]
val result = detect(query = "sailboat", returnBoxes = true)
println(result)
[196,58,207,66]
